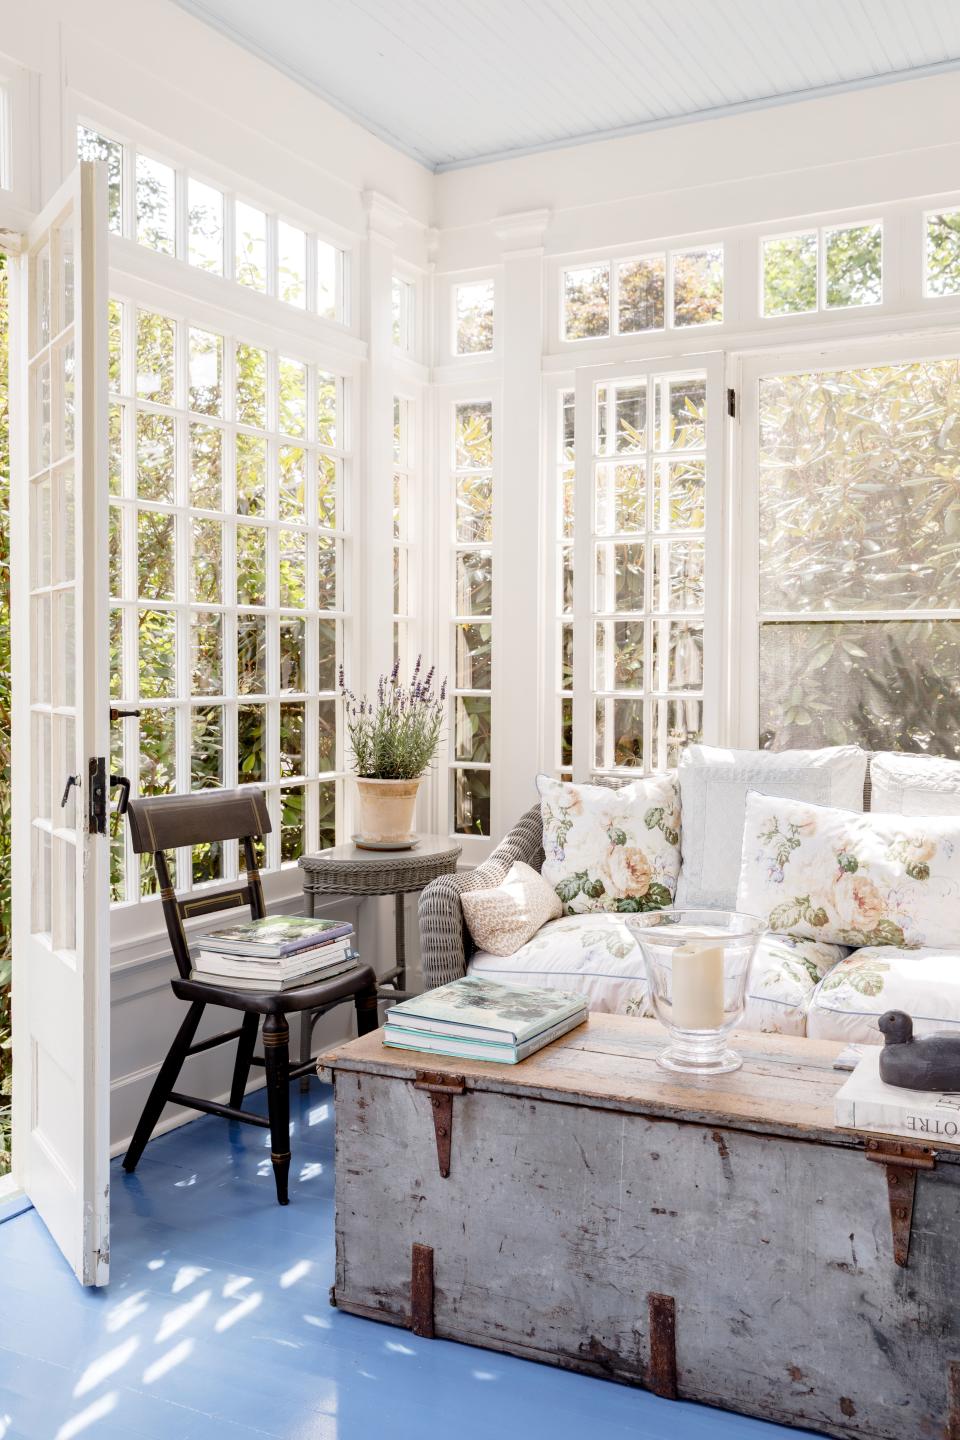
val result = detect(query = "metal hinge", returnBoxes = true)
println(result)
[726,387,737,419]
[865,1137,936,1267]
[414,1071,466,1178]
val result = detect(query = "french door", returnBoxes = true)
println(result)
[570,353,725,779]
[10,161,111,1284]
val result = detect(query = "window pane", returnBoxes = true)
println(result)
[758,361,960,612]
[454,769,491,836]
[236,432,266,515]
[280,617,305,692]
[317,371,338,446]
[455,623,492,689]
[77,126,122,233]
[138,611,176,698]
[188,329,223,416]
[137,510,175,599]
[278,221,307,307]
[595,541,644,612]
[672,246,723,327]
[279,529,307,608]
[238,613,267,694]
[595,697,643,770]
[657,377,706,451]
[235,343,266,428]
[279,446,306,522]
[318,619,337,691]
[191,705,224,789]
[280,703,305,777]
[236,524,266,606]
[455,551,492,616]
[318,699,337,773]
[137,310,175,405]
[136,412,175,503]
[564,264,609,340]
[108,300,123,391]
[456,472,492,542]
[617,256,665,333]
[278,357,307,437]
[187,179,224,275]
[317,240,338,320]
[926,209,960,298]
[760,620,960,759]
[136,154,175,254]
[762,232,817,317]
[595,463,645,535]
[595,618,644,690]
[824,223,882,309]
[236,202,267,291]
[190,518,222,603]
[455,401,493,468]
[597,383,646,455]
[654,538,704,612]
[318,455,337,528]
[455,697,491,762]
[318,536,337,610]
[656,458,705,530]
[238,704,266,781]
[653,618,703,691]
[455,280,494,354]
[280,787,305,861]
[189,424,222,510]
[652,696,703,770]
[190,612,222,696]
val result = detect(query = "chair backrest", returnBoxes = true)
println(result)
[127,788,273,978]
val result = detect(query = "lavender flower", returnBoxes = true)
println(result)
[339,661,448,779]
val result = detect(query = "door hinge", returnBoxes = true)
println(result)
[727,387,737,419]
[88,756,108,835]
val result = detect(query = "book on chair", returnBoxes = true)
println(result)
[191,915,358,990]
[197,915,353,958]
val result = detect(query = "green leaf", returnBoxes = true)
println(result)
[607,826,627,847]
[556,875,584,904]
[644,806,664,831]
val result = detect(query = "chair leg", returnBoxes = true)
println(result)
[123,1001,205,1173]
[299,1008,315,1094]
[355,980,380,1037]
[230,1012,260,1110]
[262,1012,291,1205]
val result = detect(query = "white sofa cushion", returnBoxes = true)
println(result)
[870,752,960,816]
[675,744,867,911]
[737,791,960,950]
[807,946,960,1044]
[460,860,562,956]
[537,772,681,916]
[467,913,846,1036]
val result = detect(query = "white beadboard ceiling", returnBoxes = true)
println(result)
[174,0,960,171]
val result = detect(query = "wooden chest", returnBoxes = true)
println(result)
[321,1017,960,1439]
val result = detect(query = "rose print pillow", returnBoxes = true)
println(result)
[537,773,682,916]
[736,791,960,949]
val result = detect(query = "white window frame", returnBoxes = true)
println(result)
[570,352,727,780]
[559,244,725,345]
[452,277,495,358]
[735,329,960,748]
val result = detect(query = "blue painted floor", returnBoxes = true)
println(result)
[0,1079,820,1440]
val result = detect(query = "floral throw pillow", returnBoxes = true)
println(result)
[737,791,960,949]
[537,773,682,916]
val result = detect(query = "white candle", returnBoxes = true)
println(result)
[671,943,725,1030]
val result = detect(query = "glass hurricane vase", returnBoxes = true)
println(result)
[626,910,767,1075]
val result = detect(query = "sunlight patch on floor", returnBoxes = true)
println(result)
[142,1337,193,1384]
[73,1336,139,1397]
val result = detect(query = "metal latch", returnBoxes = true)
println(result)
[865,1137,936,1267]
[414,1071,466,1178]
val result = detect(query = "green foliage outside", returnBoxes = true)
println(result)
[0,254,10,1175]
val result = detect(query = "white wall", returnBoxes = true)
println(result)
[5,8,960,1149]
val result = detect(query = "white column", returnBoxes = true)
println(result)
[492,209,551,835]
[361,191,406,696]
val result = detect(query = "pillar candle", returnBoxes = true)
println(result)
[671,943,725,1029]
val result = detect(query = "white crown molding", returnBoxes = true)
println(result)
[364,188,409,243]
[494,207,551,258]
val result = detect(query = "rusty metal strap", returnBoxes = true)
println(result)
[411,1243,435,1339]
[414,1071,466,1179]
[648,1293,677,1400]
[865,1138,936,1268]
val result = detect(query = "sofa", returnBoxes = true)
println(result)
[418,746,960,1045]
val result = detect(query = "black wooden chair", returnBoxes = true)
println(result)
[121,787,378,1204]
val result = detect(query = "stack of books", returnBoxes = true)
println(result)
[190,916,358,991]
[383,976,588,1064]
[836,1046,960,1142]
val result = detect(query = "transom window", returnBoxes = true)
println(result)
[925,209,960,298]
[562,245,723,341]
[107,298,349,902]
[77,124,347,321]
[393,395,417,668]
[761,221,883,317]
[454,280,494,355]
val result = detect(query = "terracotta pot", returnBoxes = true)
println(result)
[353,776,422,845]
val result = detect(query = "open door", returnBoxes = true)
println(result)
[10,161,110,1284]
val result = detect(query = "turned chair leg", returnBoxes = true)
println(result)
[263,1012,291,1205]
[123,1001,205,1173]
[230,1012,260,1110]
[355,981,380,1037]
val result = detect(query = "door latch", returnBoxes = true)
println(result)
[110,775,131,837]
[60,774,80,809]
[88,757,108,835]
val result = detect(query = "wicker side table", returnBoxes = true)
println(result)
[298,837,462,1080]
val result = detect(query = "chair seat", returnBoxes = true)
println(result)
[171,962,377,1015]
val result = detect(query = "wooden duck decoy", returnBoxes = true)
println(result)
[878,1009,960,1092]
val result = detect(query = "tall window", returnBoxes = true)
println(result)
[392,395,416,667]
[450,400,493,835]
[754,355,960,757]
[108,298,348,902]
[575,367,708,775]
[555,389,575,777]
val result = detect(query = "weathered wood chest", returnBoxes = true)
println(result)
[321,1017,960,1439]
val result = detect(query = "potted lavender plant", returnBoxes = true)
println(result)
[340,657,446,847]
